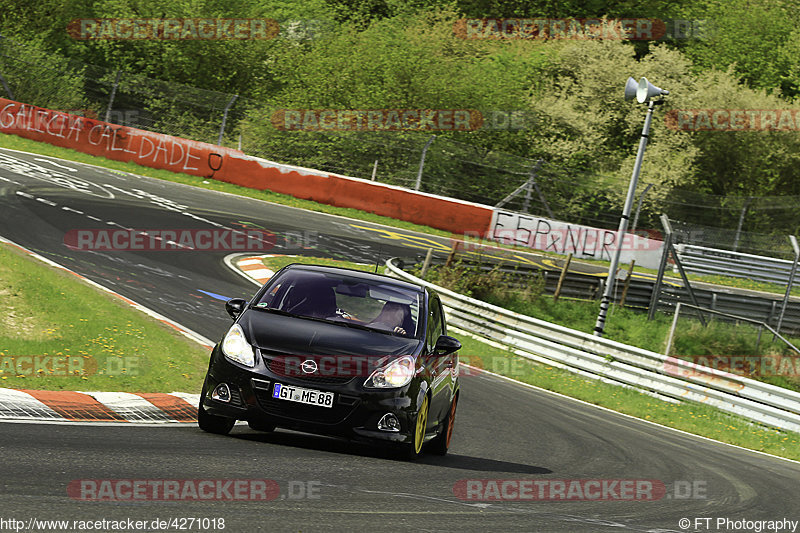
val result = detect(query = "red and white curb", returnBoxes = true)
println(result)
[225,253,300,286]
[0,388,201,424]
[236,256,275,284]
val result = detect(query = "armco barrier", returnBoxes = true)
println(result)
[676,244,800,287]
[385,258,800,434]
[0,98,493,235]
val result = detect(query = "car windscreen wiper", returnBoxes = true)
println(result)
[250,306,302,318]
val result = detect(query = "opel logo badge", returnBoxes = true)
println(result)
[301,359,318,374]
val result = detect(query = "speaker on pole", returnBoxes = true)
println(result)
[636,77,669,103]
[624,77,638,101]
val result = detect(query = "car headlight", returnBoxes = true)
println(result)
[221,324,255,367]
[364,355,415,388]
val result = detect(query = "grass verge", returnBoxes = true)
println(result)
[260,254,374,273]
[0,242,210,392]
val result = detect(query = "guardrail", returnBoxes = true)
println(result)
[415,255,800,333]
[676,244,800,287]
[385,258,800,434]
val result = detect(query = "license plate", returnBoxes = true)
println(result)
[272,383,334,408]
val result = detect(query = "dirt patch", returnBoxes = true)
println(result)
[0,267,54,340]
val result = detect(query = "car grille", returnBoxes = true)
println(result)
[261,351,358,385]
[253,388,359,424]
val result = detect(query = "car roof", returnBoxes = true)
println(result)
[281,263,426,293]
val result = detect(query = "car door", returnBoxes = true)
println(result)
[424,292,450,424]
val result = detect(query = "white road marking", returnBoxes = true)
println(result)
[61,206,84,215]
[35,197,57,207]
[34,157,78,172]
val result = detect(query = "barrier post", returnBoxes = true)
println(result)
[774,235,800,339]
[553,253,572,302]
[420,248,433,279]
[664,302,681,355]
[619,259,636,307]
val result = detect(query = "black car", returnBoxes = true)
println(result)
[198,263,461,459]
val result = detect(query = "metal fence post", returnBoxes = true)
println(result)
[0,70,12,100]
[668,237,707,327]
[664,302,681,355]
[104,70,121,123]
[415,135,436,191]
[648,214,673,320]
[0,34,14,100]
[775,235,800,338]
[521,159,552,217]
[217,94,238,146]
[732,196,752,252]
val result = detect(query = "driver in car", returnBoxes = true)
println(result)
[368,302,410,336]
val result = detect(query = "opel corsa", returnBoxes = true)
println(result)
[198,264,461,459]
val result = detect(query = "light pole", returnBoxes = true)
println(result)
[593,77,669,337]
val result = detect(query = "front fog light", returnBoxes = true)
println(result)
[377,413,400,432]
[211,383,231,403]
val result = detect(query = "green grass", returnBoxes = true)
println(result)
[260,254,375,273]
[0,242,210,392]
[685,271,800,297]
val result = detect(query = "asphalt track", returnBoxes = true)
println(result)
[1,147,799,532]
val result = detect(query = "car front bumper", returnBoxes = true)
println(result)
[202,345,425,445]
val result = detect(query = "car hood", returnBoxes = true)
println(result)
[239,310,423,357]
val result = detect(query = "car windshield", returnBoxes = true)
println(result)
[253,269,423,338]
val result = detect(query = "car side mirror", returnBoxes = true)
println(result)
[434,335,461,355]
[225,298,248,319]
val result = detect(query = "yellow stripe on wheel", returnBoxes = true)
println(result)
[414,395,429,455]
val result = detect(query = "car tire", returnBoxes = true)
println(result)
[197,391,235,435]
[247,419,276,432]
[428,395,457,456]
[402,394,430,460]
